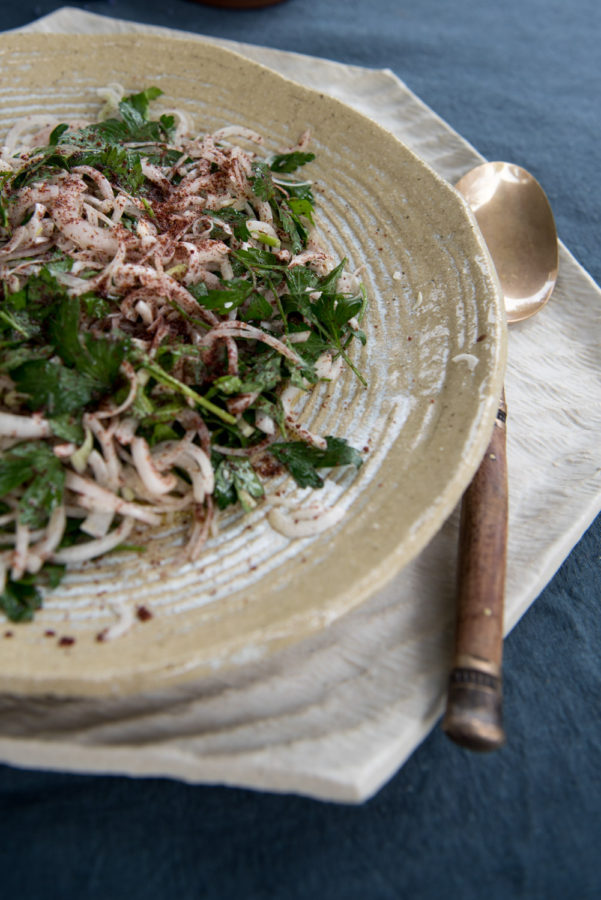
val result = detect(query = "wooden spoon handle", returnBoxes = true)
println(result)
[442,390,508,751]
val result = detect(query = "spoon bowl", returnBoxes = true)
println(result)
[455,162,558,323]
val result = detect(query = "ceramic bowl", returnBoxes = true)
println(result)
[0,34,505,696]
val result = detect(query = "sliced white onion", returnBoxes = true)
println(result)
[255,411,275,435]
[52,516,134,564]
[26,505,67,573]
[11,522,30,580]
[131,437,177,496]
[202,322,304,366]
[80,511,115,539]
[267,503,345,538]
[0,412,51,439]
[65,472,161,526]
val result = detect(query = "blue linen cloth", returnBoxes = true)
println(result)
[0,1,600,898]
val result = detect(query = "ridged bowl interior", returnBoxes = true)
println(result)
[0,34,506,696]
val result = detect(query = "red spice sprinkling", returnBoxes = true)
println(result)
[136,605,153,622]
[44,629,56,638]
[252,453,284,479]
[58,636,75,647]
[407,336,412,341]
[4,630,13,638]
[363,446,370,452]
[477,333,488,342]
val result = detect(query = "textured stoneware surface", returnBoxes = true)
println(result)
[0,33,505,696]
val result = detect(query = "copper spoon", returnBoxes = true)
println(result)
[442,162,558,751]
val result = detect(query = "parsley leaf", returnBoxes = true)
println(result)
[0,562,65,623]
[249,161,276,202]
[288,197,314,224]
[10,87,173,196]
[235,351,283,393]
[203,208,251,242]
[232,248,283,271]
[48,123,69,146]
[11,359,93,416]
[269,151,315,173]
[278,180,314,202]
[0,194,8,230]
[269,436,363,488]
[239,292,273,322]
[0,578,42,623]
[50,296,125,392]
[9,293,124,417]
[213,457,265,512]
[275,203,305,254]
[11,150,71,191]
[119,86,163,128]
[49,414,85,443]
[0,442,65,528]
[188,279,254,313]
[76,145,145,194]
[312,291,364,334]
[69,87,173,148]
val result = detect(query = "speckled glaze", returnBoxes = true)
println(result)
[0,34,505,696]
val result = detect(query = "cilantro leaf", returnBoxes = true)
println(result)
[269,436,363,488]
[45,252,74,275]
[3,265,66,323]
[28,87,173,196]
